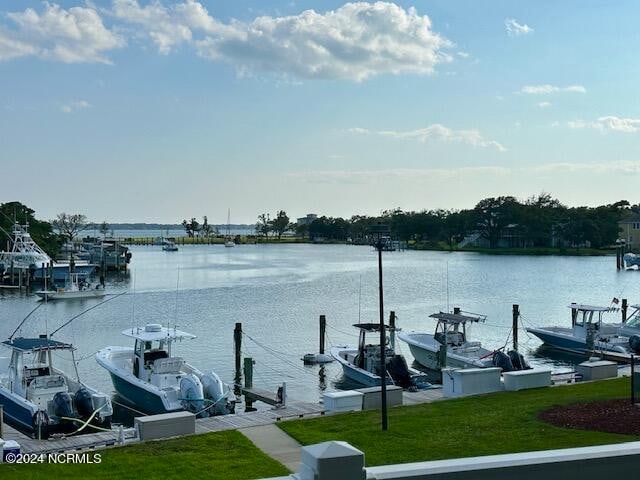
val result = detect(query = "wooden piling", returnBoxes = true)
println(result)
[623,299,629,323]
[244,357,255,411]
[617,246,621,270]
[512,304,520,351]
[389,311,396,350]
[319,315,326,355]
[234,322,242,394]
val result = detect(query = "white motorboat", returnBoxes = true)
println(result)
[0,337,112,437]
[331,323,429,388]
[162,240,178,252]
[36,273,106,301]
[398,310,531,372]
[96,324,234,416]
[526,303,632,354]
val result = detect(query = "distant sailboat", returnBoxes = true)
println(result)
[224,209,235,248]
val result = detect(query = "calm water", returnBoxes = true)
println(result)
[0,245,636,406]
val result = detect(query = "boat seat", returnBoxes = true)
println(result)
[144,349,169,366]
[152,357,185,374]
[26,374,68,405]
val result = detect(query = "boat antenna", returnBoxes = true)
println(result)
[50,291,127,337]
[173,267,180,330]
[131,269,136,331]
[9,303,43,340]
[358,274,362,324]
[446,260,450,313]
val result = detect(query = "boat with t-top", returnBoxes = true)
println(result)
[96,324,234,417]
[0,336,112,437]
[526,303,632,354]
[330,323,429,388]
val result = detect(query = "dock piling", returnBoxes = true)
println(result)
[234,322,242,395]
[622,299,628,323]
[243,357,256,411]
[319,315,326,355]
[512,304,520,351]
[389,311,396,351]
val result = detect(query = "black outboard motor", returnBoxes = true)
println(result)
[507,350,531,371]
[492,350,514,372]
[387,354,412,388]
[53,392,75,419]
[74,388,95,418]
[629,335,640,354]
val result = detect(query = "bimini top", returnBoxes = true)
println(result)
[428,312,487,324]
[567,303,615,312]
[122,324,196,342]
[352,323,392,332]
[2,337,73,352]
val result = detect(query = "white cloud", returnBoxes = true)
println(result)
[61,100,91,113]
[195,2,453,81]
[505,18,533,37]
[290,161,640,185]
[110,0,228,54]
[456,51,469,58]
[566,116,640,133]
[521,84,586,94]
[1,3,124,63]
[537,101,552,108]
[349,124,506,152]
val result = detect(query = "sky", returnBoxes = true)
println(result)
[1,1,640,224]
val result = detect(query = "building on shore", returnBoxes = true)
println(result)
[618,212,640,250]
[296,214,318,226]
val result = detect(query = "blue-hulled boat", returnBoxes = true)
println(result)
[0,337,112,438]
[96,324,234,417]
[331,323,429,388]
[526,303,632,354]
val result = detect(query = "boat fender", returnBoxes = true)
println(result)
[629,335,640,354]
[492,350,514,372]
[180,373,205,414]
[53,391,75,419]
[74,387,95,419]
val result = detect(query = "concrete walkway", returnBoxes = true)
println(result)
[240,424,302,472]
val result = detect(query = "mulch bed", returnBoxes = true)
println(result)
[538,399,640,436]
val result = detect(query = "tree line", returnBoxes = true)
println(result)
[296,194,633,249]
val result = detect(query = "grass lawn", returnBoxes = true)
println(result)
[279,378,637,466]
[0,430,289,480]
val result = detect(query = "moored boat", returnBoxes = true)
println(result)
[331,323,429,388]
[36,272,106,301]
[0,337,112,438]
[96,324,234,417]
[526,303,632,354]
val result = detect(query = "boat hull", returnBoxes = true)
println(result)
[36,290,106,301]
[110,372,173,415]
[398,332,489,371]
[526,327,629,354]
[330,346,393,387]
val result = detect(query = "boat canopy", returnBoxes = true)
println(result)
[567,304,615,312]
[2,337,73,352]
[122,324,196,342]
[428,312,486,324]
[352,323,391,332]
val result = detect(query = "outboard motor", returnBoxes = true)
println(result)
[387,355,412,388]
[74,387,95,419]
[202,372,233,415]
[53,392,75,419]
[629,335,640,354]
[507,350,531,371]
[492,350,514,372]
[180,374,205,414]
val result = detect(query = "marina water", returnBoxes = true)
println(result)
[1,244,636,412]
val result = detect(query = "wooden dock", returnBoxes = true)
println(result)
[1,423,134,454]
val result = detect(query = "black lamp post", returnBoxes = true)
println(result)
[369,222,390,431]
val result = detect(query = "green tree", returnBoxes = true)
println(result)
[256,213,271,240]
[181,218,200,238]
[270,210,290,240]
[99,221,109,238]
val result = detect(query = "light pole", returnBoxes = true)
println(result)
[369,222,390,431]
